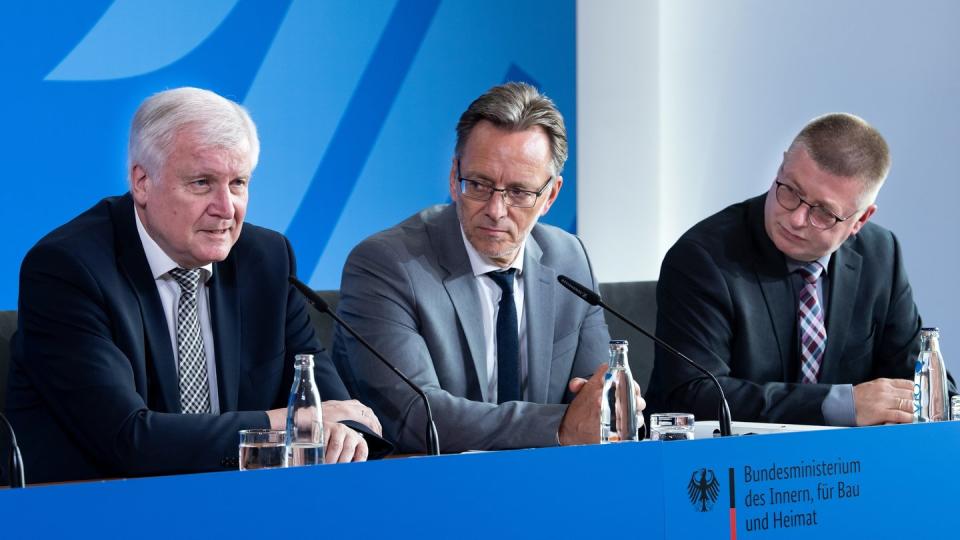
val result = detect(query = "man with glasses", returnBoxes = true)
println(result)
[333,82,633,451]
[651,113,947,426]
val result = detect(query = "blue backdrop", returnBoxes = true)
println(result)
[0,0,576,308]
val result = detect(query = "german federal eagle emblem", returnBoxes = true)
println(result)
[687,468,720,512]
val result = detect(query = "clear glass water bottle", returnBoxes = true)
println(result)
[913,328,949,422]
[601,340,641,443]
[286,354,325,466]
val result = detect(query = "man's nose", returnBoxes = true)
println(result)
[208,185,235,219]
[483,191,509,219]
[788,203,809,228]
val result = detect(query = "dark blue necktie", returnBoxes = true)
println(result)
[487,269,521,403]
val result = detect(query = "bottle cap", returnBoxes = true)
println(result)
[609,339,629,346]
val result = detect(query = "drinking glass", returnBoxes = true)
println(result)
[649,412,695,441]
[238,429,286,470]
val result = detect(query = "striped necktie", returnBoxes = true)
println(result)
[797,262,826,384]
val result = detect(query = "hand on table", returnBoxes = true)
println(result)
[322,400,383,436]
[324,422,368,463]
[264,408,369,463]
[853,378,914,426]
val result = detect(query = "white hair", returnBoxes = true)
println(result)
[127,87,259,179]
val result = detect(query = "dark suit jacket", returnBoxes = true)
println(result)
[333,204,610,452]
[5,194,350,483]
[651,194,924,424]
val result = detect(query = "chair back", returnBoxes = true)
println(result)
[598,281,658,393]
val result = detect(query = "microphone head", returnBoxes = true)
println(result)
[557,274,601,306]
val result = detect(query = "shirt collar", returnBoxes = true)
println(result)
[785,253,831,276]
[459,224,525,278]
[134,207,213,282]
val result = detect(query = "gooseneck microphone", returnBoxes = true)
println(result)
[1,412,25,487]
[557,275,733,437]
[289,277,441,455]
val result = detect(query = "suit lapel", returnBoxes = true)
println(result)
[748,196,796,380]
[522,236,555,404]
[430,205,490,401]
[112,194,180,412]
[819,243,861,383]
[209,257,241,411]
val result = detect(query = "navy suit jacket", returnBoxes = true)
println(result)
[651,194,928,424]
[5,194,350,483]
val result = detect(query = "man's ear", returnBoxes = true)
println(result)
[539,175,563,216]
[448,157,460,203]
[850,204,877,235]
[131,164,150,206]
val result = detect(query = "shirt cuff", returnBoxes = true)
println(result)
[821,384,856,426]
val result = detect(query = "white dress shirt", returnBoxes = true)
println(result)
[459,227,529,403]
[135,209,221,414]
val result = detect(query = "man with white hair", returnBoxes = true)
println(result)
[5,87,384,483]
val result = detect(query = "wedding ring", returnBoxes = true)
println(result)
[897,398,904,410]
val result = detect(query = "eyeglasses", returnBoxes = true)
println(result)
[774,180,859,230]
[457,160,553,209]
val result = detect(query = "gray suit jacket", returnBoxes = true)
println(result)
[332,204,610,452]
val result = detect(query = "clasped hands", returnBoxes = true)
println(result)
[266,399,383,463]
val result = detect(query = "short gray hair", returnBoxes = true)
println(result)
[455,82,567,175]
[128,87,259,179]
[791,113,890,189]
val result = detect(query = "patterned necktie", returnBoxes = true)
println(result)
[797,262,827,384]
[169,268,211,414]
[487,269,521,403]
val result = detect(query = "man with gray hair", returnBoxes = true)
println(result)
[6,87,384,483]
[651,113,952,426]
[333,82,643,452]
